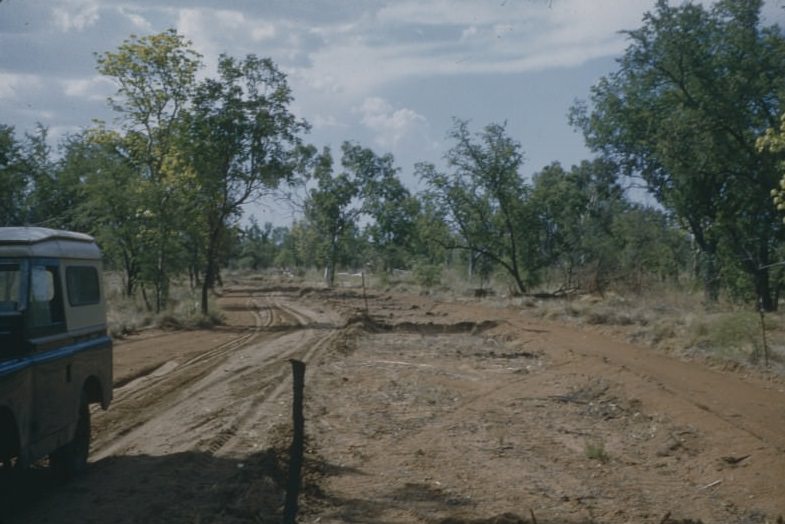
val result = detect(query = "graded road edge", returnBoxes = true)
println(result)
[3,282,784,524]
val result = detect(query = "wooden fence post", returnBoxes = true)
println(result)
[361,272,369,313]
[282,359,306,524]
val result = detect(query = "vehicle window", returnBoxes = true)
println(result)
[0,263,21,312]
[66,266,100,307]
[28,264,65,333]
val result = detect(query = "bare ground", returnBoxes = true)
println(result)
[2,282,784,523]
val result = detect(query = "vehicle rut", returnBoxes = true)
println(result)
[91,293,346,461]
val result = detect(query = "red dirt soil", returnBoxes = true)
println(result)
[3,282,784,523]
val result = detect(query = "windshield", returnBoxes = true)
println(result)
[0,262,23,313]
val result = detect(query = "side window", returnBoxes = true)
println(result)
[28,264,65,335]
[0,263,21,312]
[66,266,100,307]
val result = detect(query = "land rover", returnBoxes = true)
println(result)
[0,227,112,477]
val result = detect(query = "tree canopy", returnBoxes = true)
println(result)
[4,17,763,316]
[418,120,542,294]
[571,0,785,309]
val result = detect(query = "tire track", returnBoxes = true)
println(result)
[91,296,275,456]
[202,325,348,458]
[91,293,346,460]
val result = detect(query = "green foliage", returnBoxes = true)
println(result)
[185,53,307,313]
[572,0,785,309]
[96,29,201,136]
[529,159,627,292]
[1,23,731,314]
[96,29,204,312]
[345,143,419,271]
[612,206,691,293]
[92,30,306,314]
[299,142,420,285]
[63,130,146,297]
[413,261,442,289]
[302,146,362,286]
[409,195,452,266]
[235,220,278,270]
[0,125,31,226]
[687,311,766,361]
[419,119,541,294]
[584,439,610,463]
[760,114,785,220]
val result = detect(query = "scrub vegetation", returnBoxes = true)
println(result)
[3,1,785,372]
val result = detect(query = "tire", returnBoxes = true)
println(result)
[50,393,91,481]
[0,449,20,489]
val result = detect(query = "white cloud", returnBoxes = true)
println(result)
[461,26,479,41]
[356,97,427,148]
[252,23,277,42]
[288,0,654,102]
[175,8,283,75]
[117,6,152,31]
[52,0,100,32]
[377,1,513,27]
[177,8,221,69]
[312,114,347,130]
[61,75,114,102]
[0,73,44,99]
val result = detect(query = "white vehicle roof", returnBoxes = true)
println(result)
[0,227,101,260]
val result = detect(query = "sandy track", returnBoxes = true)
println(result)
[2,284,784,523]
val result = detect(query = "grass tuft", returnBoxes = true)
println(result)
[584,439,610,463]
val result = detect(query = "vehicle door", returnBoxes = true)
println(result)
[0,260,32,458]
[27,259,73,445]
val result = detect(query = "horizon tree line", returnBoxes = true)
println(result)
[3,0,785,311]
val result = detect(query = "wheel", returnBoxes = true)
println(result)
[0,452,20,489]
[50,393,91,480]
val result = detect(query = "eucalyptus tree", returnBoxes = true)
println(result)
[18,125,59,227]
[529,159,626,291]
[571,0,785,308]
[303,147,362,287]
[0,125,29,226]
[418,119,540,294]
[72,130,146,297]
[96,29,203,311]
[341,143,419,272]
[185,54,308,314]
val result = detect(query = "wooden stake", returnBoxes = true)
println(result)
[361,272,369,313]
[282,359,306,524]
[759,299,770,368]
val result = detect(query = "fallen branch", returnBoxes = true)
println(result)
[528,287,580,300]
[698,479,722,490]
[721,454,750,465]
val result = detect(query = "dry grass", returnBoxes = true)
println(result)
[367,269,785,374]
[518,286,785,375]
[584,439,610,464]
[212,268,785,375]
[104,272,225,338]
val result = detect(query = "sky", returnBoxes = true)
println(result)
[2,0,785,224]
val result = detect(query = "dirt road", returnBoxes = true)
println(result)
[3,283,784,523]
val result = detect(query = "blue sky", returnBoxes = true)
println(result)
[2,0,784,224]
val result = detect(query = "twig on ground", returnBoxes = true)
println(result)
[698,479,722,490]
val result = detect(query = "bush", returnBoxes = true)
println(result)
[414,262,442,289]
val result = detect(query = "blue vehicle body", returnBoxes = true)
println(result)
[0,227,112,469]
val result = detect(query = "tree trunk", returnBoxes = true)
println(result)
[700,246,720,304]
[324,236,337,288]
[122,249,136,298]
[200,224,223,316]
[324,262,335,288]
[754,267,776,312]
[201,262,213,316]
